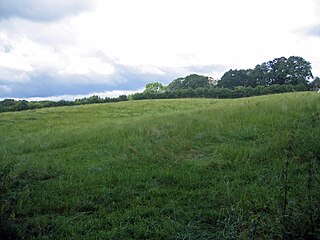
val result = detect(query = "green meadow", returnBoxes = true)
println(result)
[1,92,320,239]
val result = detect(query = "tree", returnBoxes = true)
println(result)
[309,77,320,90]
[217,69,255,89]
[285,56,313,85]
[87,95,103,104]
[14,100,29,111]
[117,95,128,101]
[0,99,15,107]
[144,82,166,93]
[167,74,213,90]
[266,57,288,85]
[253,56,313,86]
[251,62,271,86]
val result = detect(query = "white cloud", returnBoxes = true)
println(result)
[59,55,114,76]
[0,67,31,83]
[68,0,319,69]
[0,0,95,22]
[130,65,165,75]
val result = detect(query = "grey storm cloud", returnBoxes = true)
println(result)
[0,62,228,99]
[0,64,161,98]
[0,0,95,22]
[0,42,230,99]
[0,48,228,99]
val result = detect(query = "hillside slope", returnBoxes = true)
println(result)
[1,92,320,239]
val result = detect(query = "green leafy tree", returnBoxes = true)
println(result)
[254,56,313,86]
[144,82,166,93]
[217,69,255,89]
[251,62,270,86]
[285,56,313,85]
[14,100,29,111]
[0,99,15,107]
[266,57,288,85]
[309,76,320,90]
[87,95,104,104]
[220,56,313,89]
[117,95,129,101]
[167,74,213,90]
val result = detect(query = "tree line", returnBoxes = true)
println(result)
[130,84,309,100]
[218,56,314,88]
[0,95,129,113]
[131,56,319,99]
[1,56,319,113]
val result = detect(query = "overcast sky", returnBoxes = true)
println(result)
[0,0,319,100]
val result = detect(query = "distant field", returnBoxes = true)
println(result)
[1,92,320,239]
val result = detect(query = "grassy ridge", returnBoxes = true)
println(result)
[1,92,320,239]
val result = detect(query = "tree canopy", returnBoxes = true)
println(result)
[144,82,166,93]
[218,56,313,89]
[309,76,320,90]
[167,74,214,90]
[217,69,256,89]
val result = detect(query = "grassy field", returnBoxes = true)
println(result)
[1,92,320,239]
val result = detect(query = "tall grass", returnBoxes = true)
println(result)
[0,92,319,239]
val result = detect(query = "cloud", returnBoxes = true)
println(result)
[305,24,320,37]
[302,1,320,37]
[0,64,161,98]
[1,60,219,98]
[0,36,13,53]
[0,0,95,22]
[315,0,320,16]
[3,89,143,102]
[0,85,12,94]
[0,43,233,99]
[59,56,114,76]
[0,67,31,83]
[0,18,77,47]
[183,65,230,77]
